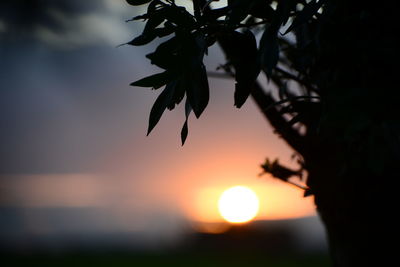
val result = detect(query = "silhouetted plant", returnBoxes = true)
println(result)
[126,1,399,266]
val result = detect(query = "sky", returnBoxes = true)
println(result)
[0,0,324,251]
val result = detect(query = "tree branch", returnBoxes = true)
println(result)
[214,35,308,155]
[275,66,319,94]
[250,82,307,155]
[207,70,313,153]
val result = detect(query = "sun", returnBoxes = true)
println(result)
[218,186,260,224]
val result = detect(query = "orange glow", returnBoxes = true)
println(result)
[185,174,316,223]
[97,78,316,228]
[218,186,259,223]
[190,221,231,234]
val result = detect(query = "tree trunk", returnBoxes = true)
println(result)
[217,2,399,265]
[306,2,399,265]
[308,154,397,267]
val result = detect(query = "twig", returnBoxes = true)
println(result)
[264,95,321,112]
[286,179,309,191]
[275,66,319,93]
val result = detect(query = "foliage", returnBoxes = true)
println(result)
[126,0,326,147]
[126,2,400,265]
[126,0,400,194]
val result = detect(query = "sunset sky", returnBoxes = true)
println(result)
[0,0,321,249]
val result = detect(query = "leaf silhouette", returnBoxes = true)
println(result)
[126,0,152,6]
[147,81,176,135]
[130,71,172,89]
[259,26,279,78]
[181,99,192,145]
[186,64,209,118]
[283,0,325,35]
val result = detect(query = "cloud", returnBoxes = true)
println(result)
[34,9,132,49]
[0,0,138,49]
[0,0,99,32]
[0,0,226,49]
[33,0,142,49]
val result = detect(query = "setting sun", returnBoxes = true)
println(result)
[218,186,259,224]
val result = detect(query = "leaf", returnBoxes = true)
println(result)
[143,13,165,33]
[234,83,248,108]
[226,0,251,25]
[167,78,185,110]
[154,26,175,38]
[248,0,275,19]
[180,121,188,145]
[234,31,260,108]
[217,30,260,108]
[275,0,297,27]
[193,33,208,62]
[181,99,192,145]
[186,64,209,118]
[146,0,161,13]
[259,26,279,78]
[204,7,229,20]
[127,7,168,47]
[181,33,209,118]
[126,14,149,22]
[147,81,176,135]
[127,32,157,46]
[164,5,196,28]
[146,37,180,70]
[233,75,257,108]
[283,0,325,35]
[261,158,301,181]
[130,71,172,89]
[126,0,153,6]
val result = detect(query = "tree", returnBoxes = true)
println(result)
[125,0,399,266]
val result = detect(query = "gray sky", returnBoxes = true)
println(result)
[0,0,325,251]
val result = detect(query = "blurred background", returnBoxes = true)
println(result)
[0,0,329,266]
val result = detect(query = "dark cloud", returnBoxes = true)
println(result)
[0,0,106,41]
[0,0,135,49]
[0,0,145,174]
[0,0,115,44]
[0,44,146,174]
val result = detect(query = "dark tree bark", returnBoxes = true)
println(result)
[220,2,400,264]
[308,3,399,265]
